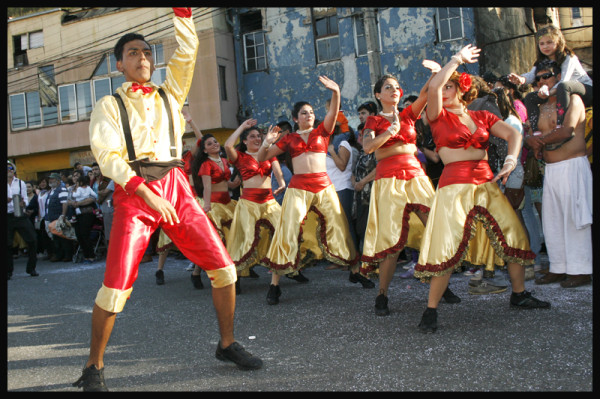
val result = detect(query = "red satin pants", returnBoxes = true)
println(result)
[97,167,235,312]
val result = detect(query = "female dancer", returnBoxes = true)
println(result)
[190,134,238,288]
[224,119,286,293]
[258,76,374,305]
[414,44,550,334]
[360,63,452,316]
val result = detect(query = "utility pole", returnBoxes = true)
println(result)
[363,8,381,92]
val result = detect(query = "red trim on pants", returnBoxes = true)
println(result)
[104,168,232,291]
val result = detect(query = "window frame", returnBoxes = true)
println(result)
[312,9,341,63]
[58,84,78,123]
[9,93,27,131]
[28,30,44,49]
[243,30,268,73]
[352,11,382,57]
[9,42,167,132]
[436,7,465,42]
[26,91,43,128]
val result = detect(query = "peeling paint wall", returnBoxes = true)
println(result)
[232,7,476,130]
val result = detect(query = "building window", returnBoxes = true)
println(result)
[571,8,583,27]
[29,30,44,49]
[353,9,380,57]
[240,11,267,72]
[58,85,77,122]
[9,94,27,130]
[436,7,464,42]
[42,104,58,126]
[93,78,111,103]
[243,32,267,72]
[111,75,126,92]
[13,36,28,66]
[76,82,93,120]
[313,8,340,63]
[151,67,167,86]
[152,43,164,65]
[26,92,42,128]
[38,65,58,107]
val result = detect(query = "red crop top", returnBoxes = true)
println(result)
[274,122,332,158]
[429,108,501,151]
[363,105,419,148]
[232,150,276,181]
[198,157,231,184]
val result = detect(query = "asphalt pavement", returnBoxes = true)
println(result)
[6,252,593,391]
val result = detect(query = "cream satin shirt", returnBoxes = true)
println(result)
[89,14,199,190]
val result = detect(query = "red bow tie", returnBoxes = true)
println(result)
[131,83,153,94]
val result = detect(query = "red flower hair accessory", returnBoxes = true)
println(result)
[458,73,472,92]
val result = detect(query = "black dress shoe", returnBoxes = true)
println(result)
[510,291,551,309]
[27,269,39,277]
[215,341,263,370]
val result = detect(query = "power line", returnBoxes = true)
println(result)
[480,24,592,48]
[8,7,224,90]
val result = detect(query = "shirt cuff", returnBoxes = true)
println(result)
[173,7,192,18]
[124,176,145,196]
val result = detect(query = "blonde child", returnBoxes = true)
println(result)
[509,24,592,133]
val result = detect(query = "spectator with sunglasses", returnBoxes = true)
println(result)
[508,24,592,132]
[525,61,592,289]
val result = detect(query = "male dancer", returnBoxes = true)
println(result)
[73,8,262,391]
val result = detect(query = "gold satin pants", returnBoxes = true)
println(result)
[414,181,535,282]
[263,185,358,275]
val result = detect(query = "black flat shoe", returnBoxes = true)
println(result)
[375,294,390,316]
[442,286,461,303]
[72,365,108,391]
[191,273,203,289]
[266,284,281,305]
[286,270,309,283]
[349,272,375,288]
[155,270,165,285]
[418,307,437,333]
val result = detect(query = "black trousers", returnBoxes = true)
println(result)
[74,212,96,259]
[7,213,38,275]
[37,219,54,256]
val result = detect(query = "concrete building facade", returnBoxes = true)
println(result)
[7,7,238,181]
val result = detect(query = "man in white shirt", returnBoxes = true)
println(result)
[7,161,38,279]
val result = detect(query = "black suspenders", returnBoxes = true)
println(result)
[112,87,177,161]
